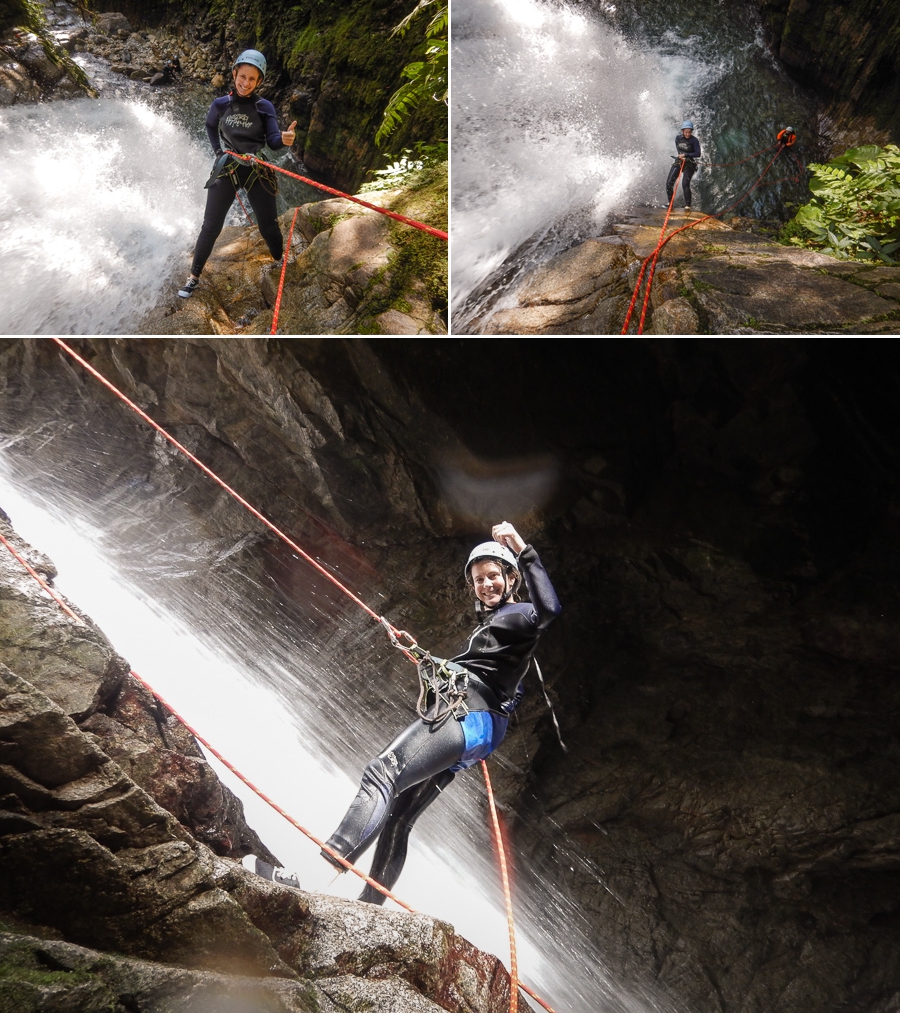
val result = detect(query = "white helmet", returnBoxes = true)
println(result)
[464,541,518,580]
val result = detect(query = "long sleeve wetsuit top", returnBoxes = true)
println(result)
[323,542,561,885]
[451,544,561,709]
[675,132,701,160]
[205,92,286,155]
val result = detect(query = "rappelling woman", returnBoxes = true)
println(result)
[664,119,701,211]
[319,521,561,903]
[177,50,297,298]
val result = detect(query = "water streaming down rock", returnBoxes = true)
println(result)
[450,0,816,330]
[0,396,671,1013]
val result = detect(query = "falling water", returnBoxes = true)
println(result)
[0,372,672,1013]
[0,10,321,336]
[0,97,210,334]
[450,0,816,329]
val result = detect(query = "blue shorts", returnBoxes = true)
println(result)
[449,710,509,771]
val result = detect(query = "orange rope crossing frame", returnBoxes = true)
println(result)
[621,142,803,334]
[36,338,559,1013]
[271,205,300,335]
[225,150,448,241]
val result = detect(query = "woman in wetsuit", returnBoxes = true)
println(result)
[177,50,297,298]
[665,119,701,211]
[322,520,562,903]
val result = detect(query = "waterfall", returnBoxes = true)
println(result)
[1,33,319,337]
[0,375,671,1013]
[450,0,815,329]
[0,96,210,334]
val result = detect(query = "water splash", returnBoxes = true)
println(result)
[0,386,674,1013]
[450,0,814,330]
[0,97,210,334]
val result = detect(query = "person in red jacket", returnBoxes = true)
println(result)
[777,127,797,148]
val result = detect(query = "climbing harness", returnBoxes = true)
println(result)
[621,135,807,334]
[416,656,471,726]
[40,339,559,1013]
[225,150,448,241]
[206,152,277,198]
[380,621,470,725]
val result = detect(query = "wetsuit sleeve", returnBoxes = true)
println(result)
[517,545,562,630]
[205,99,224,155]
[688,136,701,159]
[258,99,286,150]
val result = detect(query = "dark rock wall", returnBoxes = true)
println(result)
[0,495,512,1013]
[755,0,900,148]
[1,337,898,1013]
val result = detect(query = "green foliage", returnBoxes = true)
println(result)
[375,0,446,147]
[357,159,447,331]
[782,144,900,264]
[360,141,447,191]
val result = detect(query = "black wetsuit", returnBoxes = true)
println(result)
[325,544,562,903]
[189,92,287,278]
[666,131,701,206]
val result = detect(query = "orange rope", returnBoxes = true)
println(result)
[622,144,794,334]
[1,528,557,1009]
[49,338,397,637]
[0,531,81,622]
[0,526,412,907]
[270,206,299,335]
[23,341,562,1013]
[620,159,682,334]
[481,759,519,1013]
[226,151,448,241]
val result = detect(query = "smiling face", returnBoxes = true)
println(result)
[232,64,262,97]
[470,559,509,609]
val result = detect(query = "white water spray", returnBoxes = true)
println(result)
[0,364,681,1013]
[0,97,208,334]
[0,438,673,1013]
[456,0,794,328]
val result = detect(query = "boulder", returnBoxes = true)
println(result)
[94,13,133,36]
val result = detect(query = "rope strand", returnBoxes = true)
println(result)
[37,339,556,1013]
[622,143,801,334]
[225,151,448,241]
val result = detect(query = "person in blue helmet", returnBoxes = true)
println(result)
[177,50,298,298]
[664,120,701,211]
[259,521,562,899]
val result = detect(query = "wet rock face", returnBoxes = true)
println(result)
[754,0,900,148]
[0,26,87,103]
[474,212,900,334]
[1,338,899,1013]
[0,512,512,1012]
[145,196,446,335]
[0,508,274,862]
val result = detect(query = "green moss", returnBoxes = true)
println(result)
[4,0,96,96]
[86,0,445,191]
[355,160,447,331]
